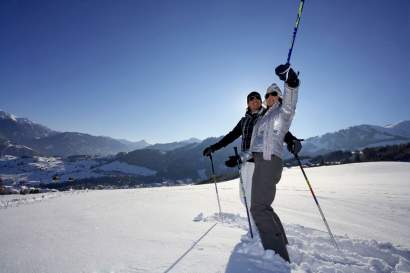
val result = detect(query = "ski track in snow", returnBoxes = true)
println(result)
[197,212,410,273]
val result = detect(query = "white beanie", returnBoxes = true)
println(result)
[266,83,282,97]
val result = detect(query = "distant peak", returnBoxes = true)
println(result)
[384,120,410,129]
[184,137,201,143]
[0,110,17,122]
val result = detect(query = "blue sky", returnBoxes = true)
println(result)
[1,0,409,143]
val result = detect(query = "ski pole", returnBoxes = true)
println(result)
[294,153,341,251]
[286,0,306,64]
[234,147,254,239]
[208,154,223,222]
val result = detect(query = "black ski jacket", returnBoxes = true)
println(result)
[211,108,297,153]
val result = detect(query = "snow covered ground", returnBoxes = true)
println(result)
[1,162,409,273]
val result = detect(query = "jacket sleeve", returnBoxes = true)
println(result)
[211,119,243,151]
[280,83,299,120]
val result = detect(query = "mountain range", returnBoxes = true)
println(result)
[116,121,410,182]
[299,121,410,157]
[0,110,204,157]
[116,120,410,182]
[1,109,410,183]
[0,110,149,157]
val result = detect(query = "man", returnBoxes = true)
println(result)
[202,90,302,239]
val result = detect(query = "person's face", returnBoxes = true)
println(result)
[247,96,262,112]
[265,92,279,107]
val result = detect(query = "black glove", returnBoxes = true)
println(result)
[225,155,241,168]
[202,145,215,157]
[275,64,300,88]
[287,139,303,155]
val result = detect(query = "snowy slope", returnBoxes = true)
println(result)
[0,162,409,273]
[0,140,39,157]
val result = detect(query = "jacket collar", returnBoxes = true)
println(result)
[246,106,266,118]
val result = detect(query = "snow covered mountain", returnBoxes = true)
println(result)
[28,132,142,157]
[0,110,148,157]
[0,110,56,143]
[385,120,410,137]
[299,121,410,157]
[116,139,150,150]
[2,108,409,178]
[1,109,198,156]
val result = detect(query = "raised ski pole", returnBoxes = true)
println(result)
[234,147,254,239]
[286,0,306,64]
[294,153,340,251]
[209,154,223,222]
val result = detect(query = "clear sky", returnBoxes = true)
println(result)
[1,0,409,143]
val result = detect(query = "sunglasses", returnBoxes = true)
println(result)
[265,91,278,99]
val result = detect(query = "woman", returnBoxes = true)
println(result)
[249,64,300,262]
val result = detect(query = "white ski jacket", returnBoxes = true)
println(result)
[250,83,299,160]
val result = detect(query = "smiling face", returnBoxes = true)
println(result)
[247,96,262,112]
[265,92,279,108]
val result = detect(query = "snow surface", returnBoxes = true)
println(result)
[1,162,409,273]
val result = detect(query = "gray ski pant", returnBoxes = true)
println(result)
[250,152,290,262]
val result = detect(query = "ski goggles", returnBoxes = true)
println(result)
[265,91,278,99]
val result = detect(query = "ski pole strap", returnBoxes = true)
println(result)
[286,0,305,64]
